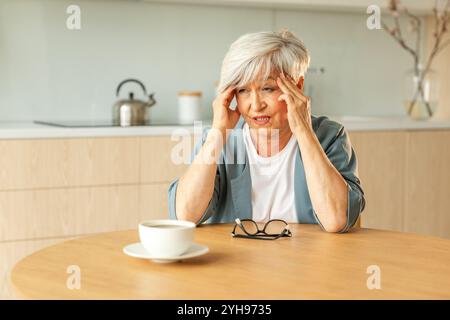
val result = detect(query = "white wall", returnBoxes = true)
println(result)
[0,0,423,122]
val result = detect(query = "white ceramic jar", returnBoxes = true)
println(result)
[178,91,202,124]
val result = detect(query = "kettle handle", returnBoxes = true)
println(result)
[116,79,147,97]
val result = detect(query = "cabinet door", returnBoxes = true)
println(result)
[349,131,406,232]
[140,136,192,183]
[405,131,450,239]
[139,183,171,221]
[0,137,140,190]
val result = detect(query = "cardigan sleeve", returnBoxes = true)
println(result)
[167,127,222,226]
[324,125,366,232]
[312,119,366,233]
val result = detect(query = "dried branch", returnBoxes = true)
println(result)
[422,0,450,80]
[381,20,417,60]
[435,38,450,55]
[381,1,421,69]
[403,7,421,63]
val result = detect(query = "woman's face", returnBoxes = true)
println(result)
[235,72,303,131]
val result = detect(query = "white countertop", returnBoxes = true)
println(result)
[0,121,204,139]
[330,115,450,131]
[1,116,450,139]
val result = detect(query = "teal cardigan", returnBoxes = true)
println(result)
[168,116,365,233]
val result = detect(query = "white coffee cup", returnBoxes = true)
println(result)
[138,219,196,257]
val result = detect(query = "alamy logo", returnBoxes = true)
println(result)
[169,121,281,175]
[66,265,81,290]
[66,5,81,30]
[366,265,381,290]
[366,5,381,30]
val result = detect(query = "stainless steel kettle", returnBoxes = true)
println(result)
[112,79,156,126]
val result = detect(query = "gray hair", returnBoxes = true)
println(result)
[217,29,310,93]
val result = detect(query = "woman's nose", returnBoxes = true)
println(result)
[250,92,266,112]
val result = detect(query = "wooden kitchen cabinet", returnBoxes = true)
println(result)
[350,129,450,239]
[139,183,171,221]
[0,137,140,190]
[140,136,192,183]
[404,131,450,239]
[349,131,407,233]
[0,136,191,243]
[2,132,450,242]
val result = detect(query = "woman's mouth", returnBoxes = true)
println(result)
[252,116,271,125]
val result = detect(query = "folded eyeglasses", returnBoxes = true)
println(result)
[231,218,292,240]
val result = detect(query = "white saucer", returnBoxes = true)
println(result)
[123,242,209,263]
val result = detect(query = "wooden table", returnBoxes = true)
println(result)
[10,224,450,299]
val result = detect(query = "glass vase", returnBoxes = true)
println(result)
[404,66,439,120]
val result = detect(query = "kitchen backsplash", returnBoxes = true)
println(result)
[0,0,425,122]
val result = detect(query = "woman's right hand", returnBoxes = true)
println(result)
[212,86,241,132]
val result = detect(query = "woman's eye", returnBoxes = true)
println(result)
[263,87,274,92]
[237,89,246,93]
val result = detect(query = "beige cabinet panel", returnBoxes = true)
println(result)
[0,137,140,191]
[0,139,67,190]
[405,131,450,238]
[139,183,171,222]
[349,131,406,232]
[0,236,76,299]
[65,137,140,187]
[0,185,140,241]
[140,136,191,183]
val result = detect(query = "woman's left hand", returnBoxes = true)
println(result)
[276,73,312,133]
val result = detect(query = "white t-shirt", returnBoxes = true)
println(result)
[243,123,299,223]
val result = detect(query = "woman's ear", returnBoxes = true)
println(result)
[297,76,305,92]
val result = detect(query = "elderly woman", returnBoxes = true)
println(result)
[168,30,365,233]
